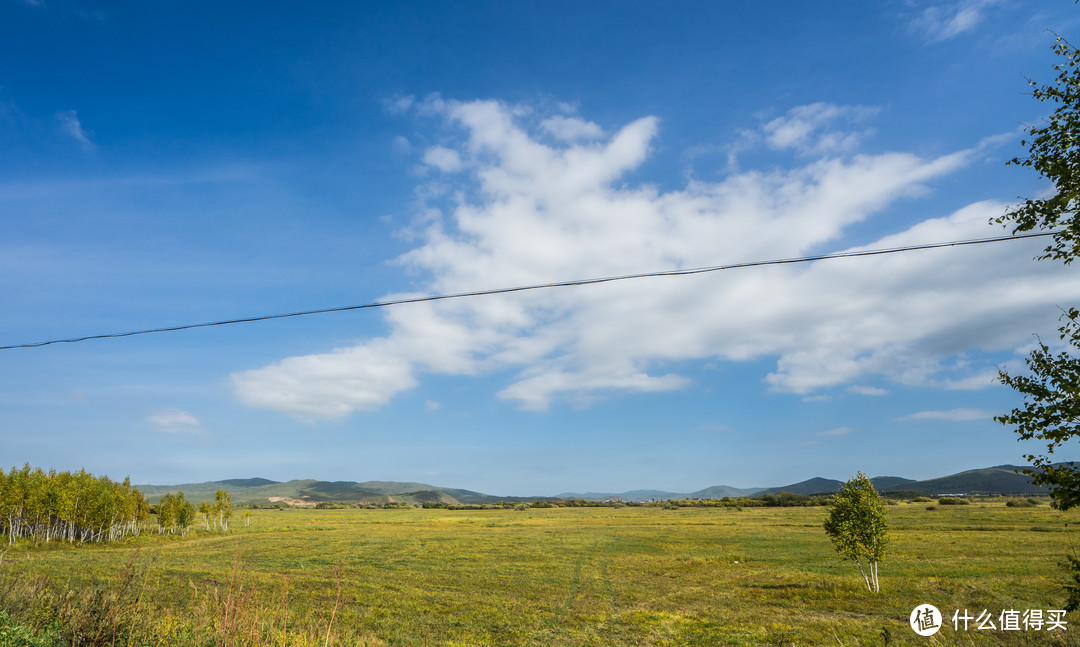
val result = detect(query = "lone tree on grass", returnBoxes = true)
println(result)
[823,472,888,593]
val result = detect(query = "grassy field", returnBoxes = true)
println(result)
[1,501,1079,646]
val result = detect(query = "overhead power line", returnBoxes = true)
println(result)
[0,231,1060,351]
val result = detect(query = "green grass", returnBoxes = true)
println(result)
[2,503,1080,645]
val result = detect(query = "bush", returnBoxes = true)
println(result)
[758,492,829,507]
[1006,499,1037,507]
[937,497,970,505]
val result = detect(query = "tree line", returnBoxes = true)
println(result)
[1,464,236,545]
[0,464,150,545]
[156,489,233,535]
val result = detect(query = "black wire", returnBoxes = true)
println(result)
[0,231,1060,351]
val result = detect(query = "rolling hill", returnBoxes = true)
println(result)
[756,476,915,496]
[136,465,1050,505]
[136,478,554,506]
[878,465,1046,496]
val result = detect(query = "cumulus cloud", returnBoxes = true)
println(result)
[232,99,1080,419]
[147,408,204,434]
[55,109,93,150]
[232,340,418,420]
[896,408,994,422]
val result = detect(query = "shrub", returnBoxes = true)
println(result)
[937,497,970,505]
[1006,499,1037,507]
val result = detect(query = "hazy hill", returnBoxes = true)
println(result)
[555,486,763,501]
[689,485,764,498]
[352,481,446,495]
[555,489,681,501]
[218,478,279,487]
[137,478,547,506]
[139,479,400,505]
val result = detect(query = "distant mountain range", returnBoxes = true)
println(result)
[137,464,1049,505]
[136,478,540,506]
[556,467,1044,501]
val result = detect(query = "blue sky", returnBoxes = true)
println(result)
[3,0,1080,495]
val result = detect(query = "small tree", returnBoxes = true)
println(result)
[214,489,232,532]
[175,493,196,536]
[157,493,176,534]
[824,472,888,593]
[198,501,212,530]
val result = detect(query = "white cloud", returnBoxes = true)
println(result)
[384,94,415,114]
[55,109,93,150]
[392,135,412,155]
[425,400,441,412]
[232,99,1080,419]
[726,103,880,169]
[849,385,889,396]
[937,368,1002,390]
[896,408,994,422]
[819,427,856,436]
[910,1,996,42]
[761,103,880,156]
[147,408,203,434]
[232,340,418,421]
[422,146,462,172]
[540,115,604,142]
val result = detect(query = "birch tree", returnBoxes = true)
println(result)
[823,472,889,593]
[0,464,148,544]
[199,501,212,530]
[214,489,232,531]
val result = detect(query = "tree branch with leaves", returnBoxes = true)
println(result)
[995,34,1080,511]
